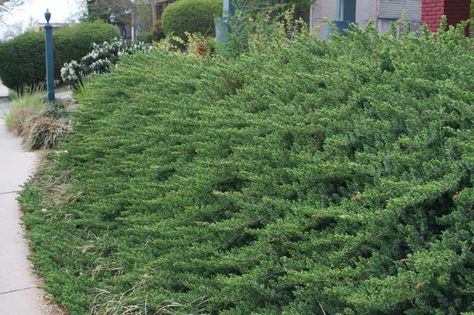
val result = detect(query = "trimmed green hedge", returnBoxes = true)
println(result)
[0,21,120,90]
[20,25,474,314]
[137,31,154,43]
[161,0,221,38]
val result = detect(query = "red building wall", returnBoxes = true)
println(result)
[445,0,471,26]
[421,0,471,31]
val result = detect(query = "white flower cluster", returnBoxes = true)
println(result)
[61,38,154,85]
[60,60,83,84]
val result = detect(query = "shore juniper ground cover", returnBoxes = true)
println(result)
[20,20,474,314]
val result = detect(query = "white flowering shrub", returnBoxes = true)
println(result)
[61,39,153,86]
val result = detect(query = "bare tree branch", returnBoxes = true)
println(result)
[0,0,26,15]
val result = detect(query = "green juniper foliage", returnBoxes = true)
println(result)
[20,22,474,314]
[216,5,306,58]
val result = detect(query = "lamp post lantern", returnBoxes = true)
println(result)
[44,9,55,102]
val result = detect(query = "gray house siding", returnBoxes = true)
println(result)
[309,0,337,32]
[310,0,421,35]
[379,0,421,20]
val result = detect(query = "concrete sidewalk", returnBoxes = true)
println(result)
[0,83,8,98]
[0,99,47,314]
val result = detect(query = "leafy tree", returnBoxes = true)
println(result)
[0,0,26,41]
[86,0,133,22]
[288,0,315,22]
[86,0,154,34]
[0,0,25,22]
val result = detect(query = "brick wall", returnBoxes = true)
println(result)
[421,0,445,31]
[421,0,471,31]
[444,0,471,26]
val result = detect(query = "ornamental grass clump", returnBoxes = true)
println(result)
[20,19,474,315]
[3,84,46,135]
[25,116,70,150]
[3,84,73,150]
[24,101,72,150]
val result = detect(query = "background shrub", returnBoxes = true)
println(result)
[137,31,154,43]
[0,21,120,90]
[161,0,222,38]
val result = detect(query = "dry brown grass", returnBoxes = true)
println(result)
[24,116,71,150]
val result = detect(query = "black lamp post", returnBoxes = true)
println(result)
[44,9,55,102]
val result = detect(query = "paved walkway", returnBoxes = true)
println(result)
[0,83,8,98]
[0,99,47,314]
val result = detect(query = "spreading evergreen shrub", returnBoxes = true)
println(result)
[20,22,474,314]
[161,0,222,38]
[0,21,120,90]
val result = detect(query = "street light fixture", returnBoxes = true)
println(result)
[44,9,55,102]
[109,13,116,23]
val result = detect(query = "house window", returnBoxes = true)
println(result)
[337,0,356,22]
